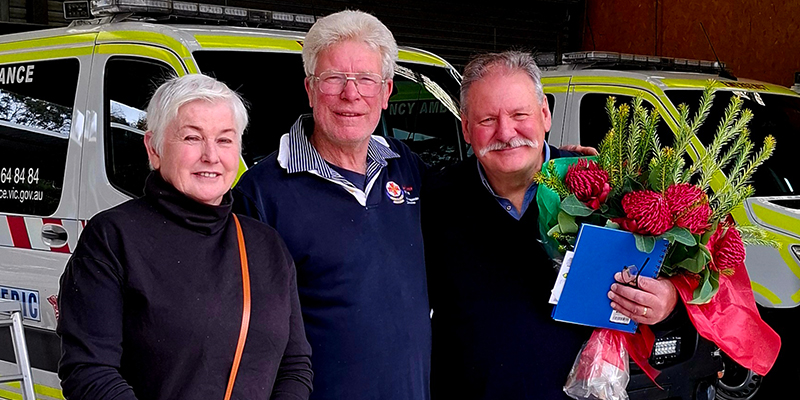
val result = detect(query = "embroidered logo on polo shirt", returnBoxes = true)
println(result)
[403,185,419,205]
[386,181,405,204]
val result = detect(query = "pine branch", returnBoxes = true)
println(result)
[672,156,686,184]
[688,80,716,134]
[534,160,571,198]
[708,96,744,161]
[725,131,754,185]
[626,97,645,176]
[648,147,675,192]
[637,108,660,185]
[709,130,752,205]
[738,225,781,249]
[713,185,755,220]
[612,102,630,187]
[694,97,744,192]
[731,134,776,190]
[716,129,750,174]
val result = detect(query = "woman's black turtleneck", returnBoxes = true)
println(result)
[57,172,313,400]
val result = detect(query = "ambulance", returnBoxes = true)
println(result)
[539,50,800,400]
[0,1,463,398]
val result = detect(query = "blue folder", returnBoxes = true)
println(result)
[552,224,669,333]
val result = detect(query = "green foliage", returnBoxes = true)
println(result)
[540,83,776,305]
[561,195,595,217]
[533,160,571,198]
[690,268,720,304]
[738,225,781,249]
[590,84,776,304]
[600,83,775,219]
[557,211,579,234]
[661,227,697,247]
[634,234,656,253]
[710,135,776,219]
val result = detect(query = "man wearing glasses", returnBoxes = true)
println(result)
[233,10,430,400]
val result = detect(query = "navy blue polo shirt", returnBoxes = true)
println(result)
[233,115,431,400]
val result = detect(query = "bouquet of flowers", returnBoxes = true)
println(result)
[535,82,781,397]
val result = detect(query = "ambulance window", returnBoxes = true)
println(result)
[193,51,309,167]
[666,90,800,196]
[0,59,78,216]
[579,94,672,149]
[104,58,176,198]
[384,63,463,170]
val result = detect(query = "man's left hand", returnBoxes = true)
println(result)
[559,144,598,156]
[607,269,678,325]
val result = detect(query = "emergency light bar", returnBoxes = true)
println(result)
[63,0,317,29]
[561,51,726,73]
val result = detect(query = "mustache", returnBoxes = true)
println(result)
[478,137,539,157]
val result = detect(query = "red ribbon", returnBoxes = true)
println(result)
[622,325,661,387]
[605,258,782,389]
[669,265,781,376]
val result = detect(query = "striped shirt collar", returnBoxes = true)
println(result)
[277,114,400,189]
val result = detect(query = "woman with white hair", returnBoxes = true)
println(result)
[57,74,312,400]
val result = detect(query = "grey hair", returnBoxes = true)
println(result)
[460,51,544,114]
[302,10,398,79]
[146,74,248,164]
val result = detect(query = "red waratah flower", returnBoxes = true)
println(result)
[707,222,746,273]
[665,183,712,234]
[565,159,611,210]
[612,190,673,236]
[665,183,705,215]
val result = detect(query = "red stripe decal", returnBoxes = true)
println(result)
[7,216,31,249]
[42,218,70,253]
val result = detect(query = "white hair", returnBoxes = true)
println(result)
[146,74,248,163]
[460,51,545,114]
[302,9,398,79]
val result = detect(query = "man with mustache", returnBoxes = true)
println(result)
[422,51,679,399]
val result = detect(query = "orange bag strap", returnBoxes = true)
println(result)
[225,214,251,400]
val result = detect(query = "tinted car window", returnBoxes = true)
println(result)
[579,93,672,149]
[104,57,176,198]
[0,59,78,215]
[666,90,800,197]
[385,64,463,169]
[193,51,308,167]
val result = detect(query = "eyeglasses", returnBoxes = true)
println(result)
[311,71,386,97]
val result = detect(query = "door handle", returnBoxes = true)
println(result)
[41,224,68,248]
